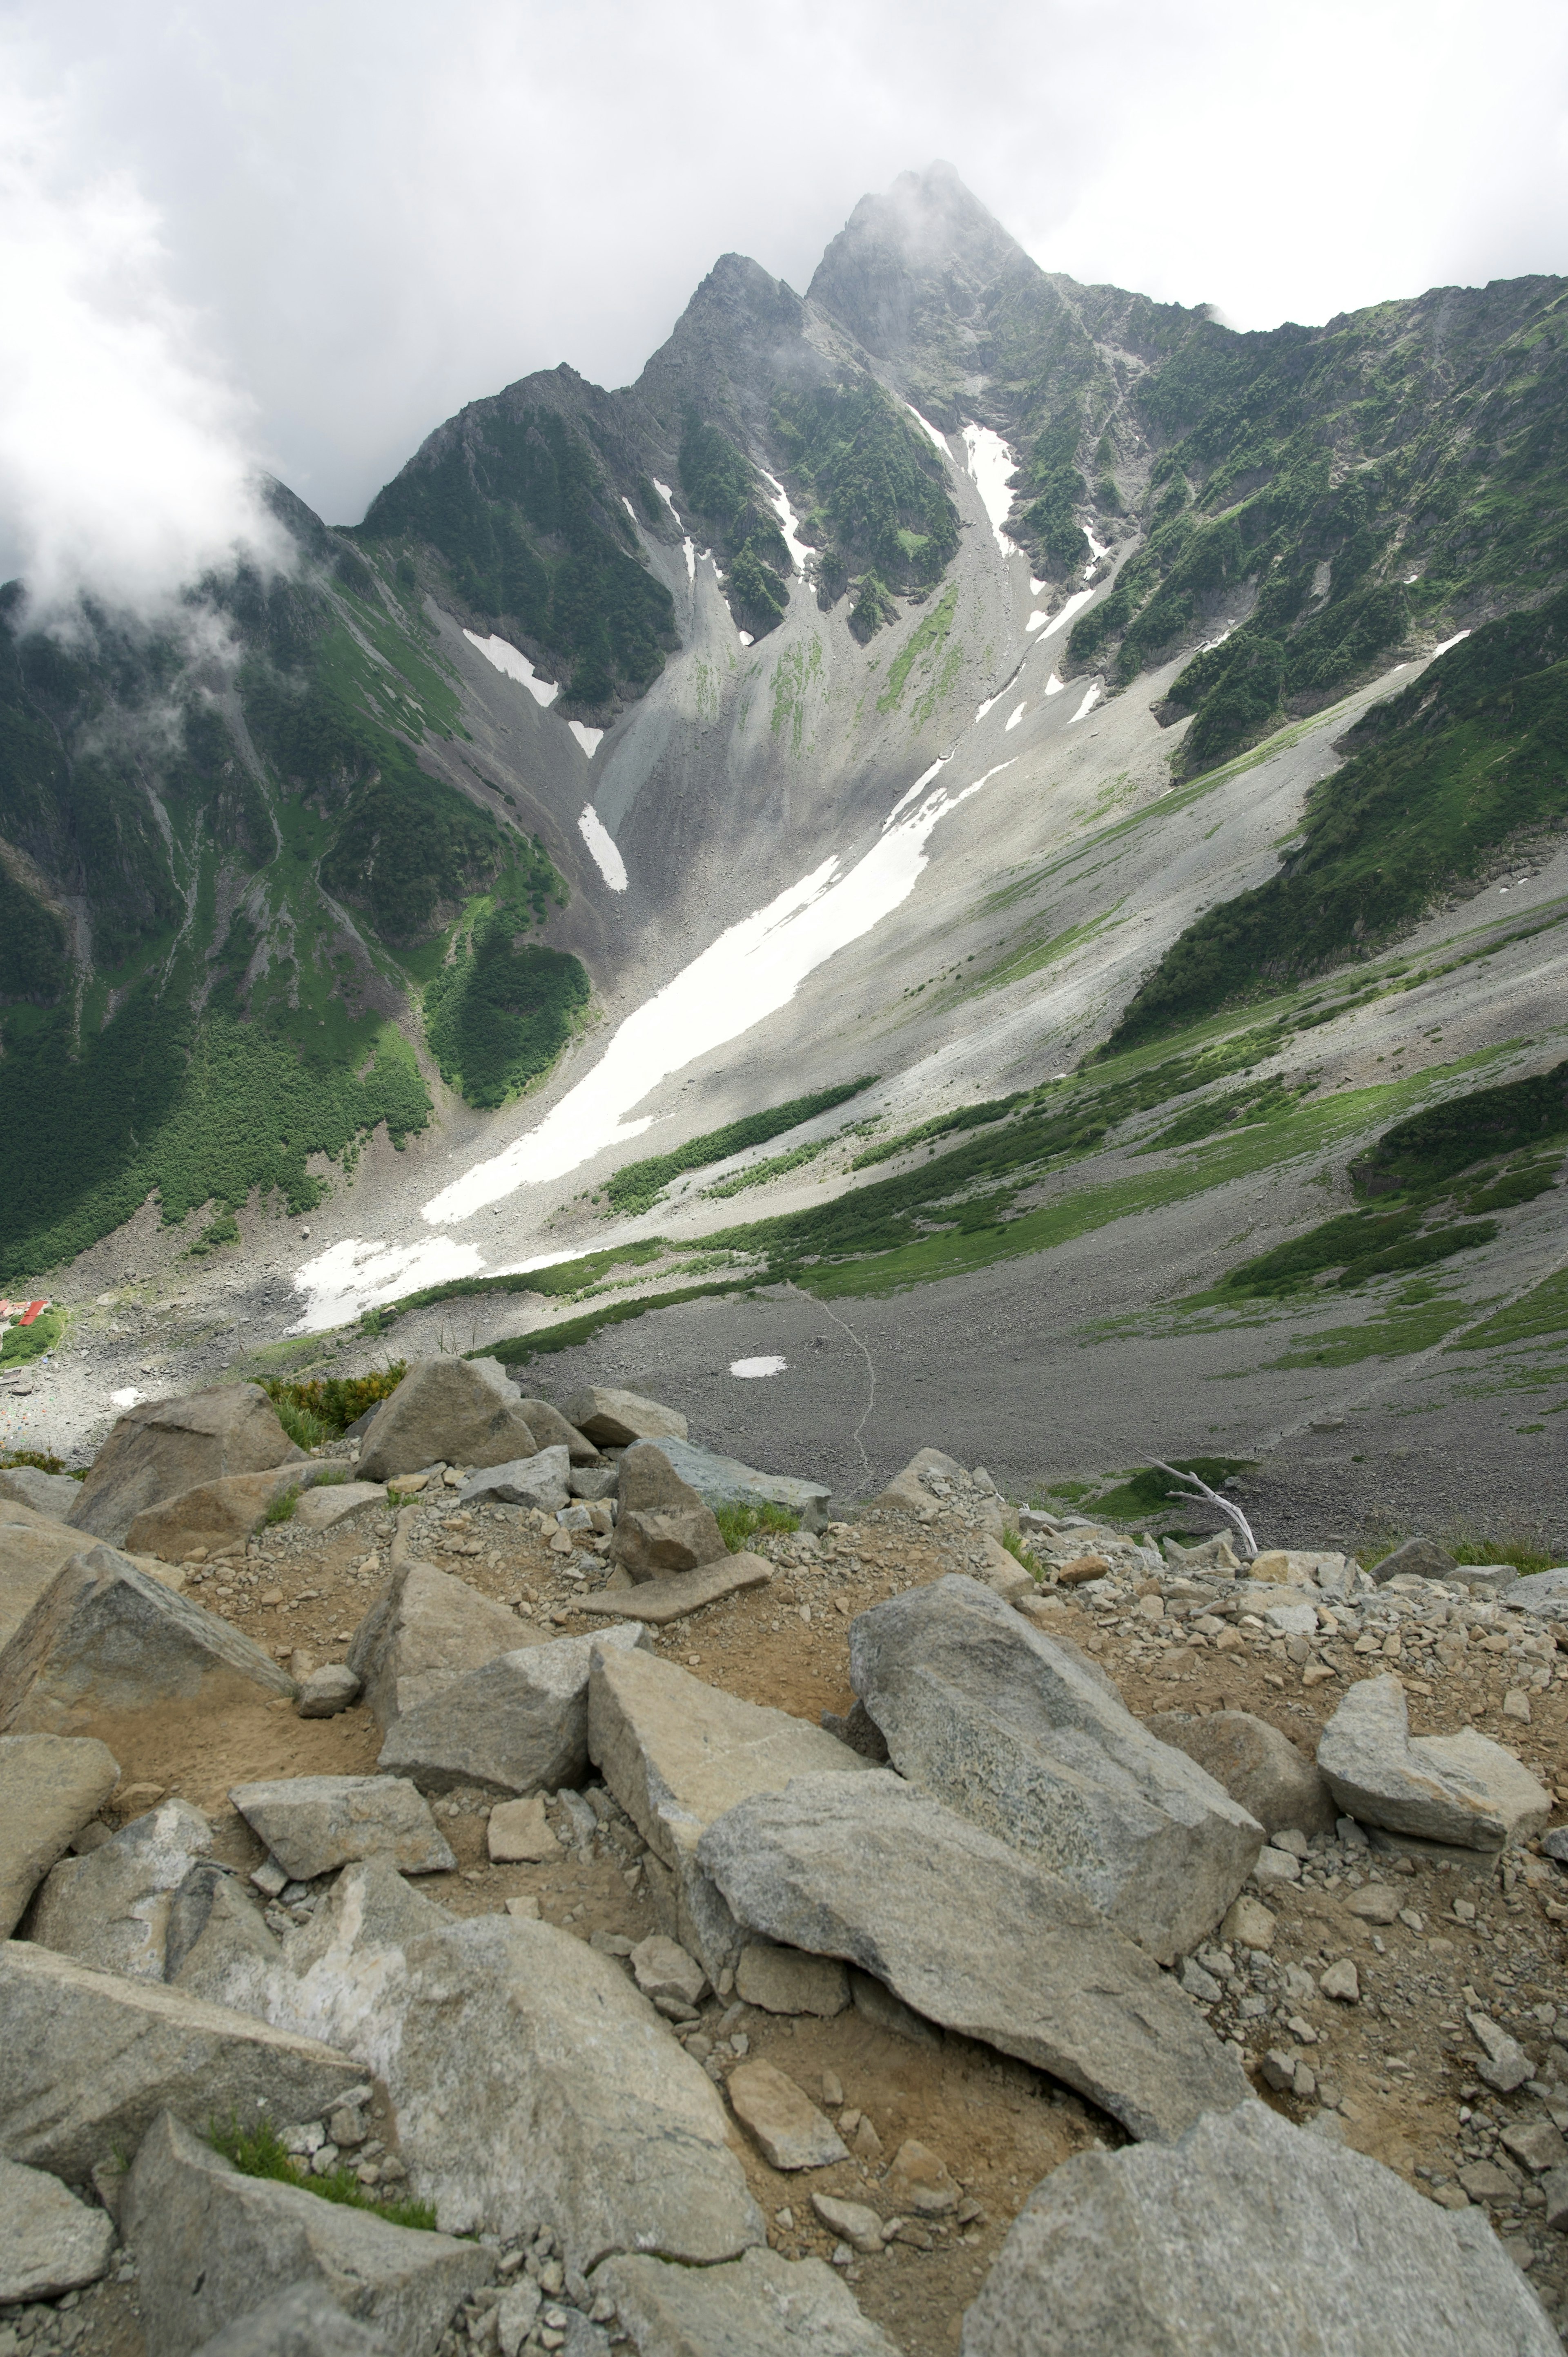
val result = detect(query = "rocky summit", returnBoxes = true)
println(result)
[0,1363,1566,2355]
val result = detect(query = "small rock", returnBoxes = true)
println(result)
[1345,1884,1401,1924]
[1179,1958,1223,2003]
[1503,1691,1532,1724]
[1468,2011,1534,2094]
[1502,2121,1568,2174]
[1541,2165,1568,2232]
[1319,1959,1359,2003]
[728,2059,848,2170]
[295,1664,361,1719]
[1317,1676,1550,1849]
[228,1775,454,1880]
[886,2138,960,2217]
[0,2156,117,2302]
[630,1933,709,2010]
[811,2192,885,2254]
[1251,1847,1301,1887]
[1459,2161,1518,2202]
[735,1938,851,2018]
[488,1795,561,1863]
[1369,1537,1458,1585]
[1220,1895,1276,1951]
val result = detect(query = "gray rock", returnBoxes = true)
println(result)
[596,2248,900,2357]
[376,1621,648,1799]
[1145,1710,1336,1837]
[25,1795,214,1978]
[1542,1826,1568,1865]
[125,1468,314,1559]
[510,1398,601,1465]
[698,1771,1249,2143]
[872,1445,969,1514]
[1368,1536,1459,1585]
[652,1438,831,1531]
[0,1464,83,1518]
[346,1559,520,1729]
[849,1966,942,2046]
[458,1447,572,1512]
[357,1360,539,1485]
[0,2155,117,2301]
[1468,2010,1534,2094]
[735,1939,850,2018]
[123,2111,492,2357]
[68,1384,303,1544]
[296,1666,362,1719]
[630,1933,708,2009]
[168,1864,284,2013]
[959,2096,1559,2355]
[562,1388,688,1449]
[229,1776,454,1880]
[0,1543,298,1734]
[578,1552,774,1625]
[849,1578,1262,1961]
[611,1447,727,1582]
[0,1941,363,2180]
[189,2281,396,2355]
[0,1501,95,1652]
[818,1700,889,1762]
[0,1730,120,1935]
[725,2060,847,2170]
[290,1485,388,1535]
[281,1854,452,1985]
[1508,1569,1568,1618]
[1454,1565,1523,1598]
[1316,1675,1550,1849]
[568,1466,620,1501]
[276,1914,764,2268]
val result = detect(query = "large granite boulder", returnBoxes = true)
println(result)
[596,2248,900,2355]
[1317,1675,1551,1849]
[0,1545,297,1735]
[697,1771,1249,2145]
[653,1438,832,1531]
[378,1621,649,1797]
[25,1796,215,1979]
[356,1361,539,1485]
[346,1559,520,1728]
[1145,1709,1337,1837]
[609,1445,727,1583]
[68,1385,303,1544]
[0,1465,83,1518]
[457,1448,571,1512]
[0,2156,117,2303]
[166,1863,285,2015]
[0,1730,119,1936]
[960,2096,1558,2355]
[510,1398,600,1464]
[125,1468,314,1560]
[0,1501,103,1652]
[562,1388,687,1448]
[850,1578,1262,1960]
[188,2283,396,2356]
[228,1777,454,1881]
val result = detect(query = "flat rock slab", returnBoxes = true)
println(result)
[0,1465,82,1519]
[229,1776,454,1880]
[377,1620,648,1798]
[563,1387,688,1448]
[126,1468,309,1558]
[0,1503,96,1653]
[1145,1710,1336,1837]
[653,1438,831,1525]
[0,1730,120,1935]
[0,1544,298,1735]
[123,2111,492,2357]
[357,1360,541,1487]
[0,1942,364,2181]
[69,1384,302,1545]
[697,1771,1250,2145]
[291,1483,388,1534]
[959,2096,1559,2356]
[1317,1675,1550,1849]
[189,2281,396,2355]
[509,1397,599,1464]
[486,1793,560,1862]
[27,1796,215,1980]
[0,2155,117,2302]
[597,2247,900,2356]
[457,1448,570,1512]
[850,1577,1262,1962]
[347,1560,521,1728]
[735,1939,850,2018]
[728,2060,847,2170]
[578,1553,773,1625]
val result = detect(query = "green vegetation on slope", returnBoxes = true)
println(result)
[603,1080,879,1216]
[679,411,792,638]
[419,838,586,1108]
[769,380,959,618]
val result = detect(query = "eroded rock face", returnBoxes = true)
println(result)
[122,2112,493,2357]
[346,1560,520,1729]
[1316,1675,1551,1849]
[959,2099,1559,2357]
[356,1361,539,1485]
[167,1865,283,2015]
[562,1388,688,1449]
[0,1466,82,1519]
[68,1385,303,1545]
[25,1797,215,1980]
[376,1621,649,1797]
[697,1770,1250,2145]
[0,1730,120,1936]
[595,2248,900,2357]
[1145,1710,1336,1837]
[850,1578,1262,1960]
[0,1503,94,1653]
[653,1438,832,1529]
[511,1398,600,1464]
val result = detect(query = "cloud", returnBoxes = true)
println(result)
[0,60,286,622]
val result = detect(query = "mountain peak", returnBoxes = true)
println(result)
[807,162,1034,363]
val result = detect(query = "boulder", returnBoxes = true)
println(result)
[958,2096,1559,2356]
[296,1665,362,1719]
[458,1448,571,1512]
[886,2139,960,2216]
[652,1438,831,1531]
[811,2193,887,2253]
[1508,1569,1568,1619]
[872,1445,969,1515]
[1145,1710,1336,1837]
[167,1865,285,2014]
[228,1776,454,1881]
[595,2248,900,2357]
[290,1484,388,1535]
[280,1854,452,1986]
[726,2060,847,2170]
[189,2282,396,2355]
[346,1559,520,1728]
[488,1794,560,1862]
[849,1578,1262,1961]
[122,2110,493,2357]
[280,1914,764,2268]
[562,1388,688,1449]
[0,1464,82,1518]
[1249,1550,1348,1591]
[1369,1536,1459,1585]
[376,1621,648,1797]
[1316,1675,1551,1849]
[630,1933,708,2010]
[25,1796,215,1979]
[611,1445,727,1583]
[356,1360,539,1485]
[735,1939,850,2018]
[578,1553,773,1624]
[0,1730,120,1935]
[510,1398,600,1465]
[0,1942,363,2179]
[697,1771,1250,2145]
[125,1468,311,1559]
[0,1501,109,1652]
[0,2155,117,2302]
[69,1385,303,1544]
[0,1543,298,1735]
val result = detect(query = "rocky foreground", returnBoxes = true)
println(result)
[2,1360,1567,2355]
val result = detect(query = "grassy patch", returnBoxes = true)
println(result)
[263,1487,301,1526]
[263,1365,406,1436]
[0,1307,63,1367]
[1448,1264,1568,1354]
[604,1081,877,1217]
[1087,1459,1255,1521]
[1265,1286,1476,1367]
[714,1499,800,1550]
[208,2114,438,2234]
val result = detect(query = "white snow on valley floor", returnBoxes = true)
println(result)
[464,631,559,708]
[1069,682,1102,724]
[882,754,947,832]
[1030,576,1046,596]
[962,424,1018,554]
[683,537,696,584]
[1030,588,1096,643]
[905,404,951,460]
[759,469,813,575]
[419,758,1014,1229]
[731,1355,786,1378]
[578,805,628,892]
[975,691,1001,722]
[1005,700,1027,730]
[569,722,605,758]
[738,631,754,647]
[1430,630,1472,660]
[293,1235,486,1333]
[1045,670,1064,696]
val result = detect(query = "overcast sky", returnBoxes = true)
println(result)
[2,0,1565,615]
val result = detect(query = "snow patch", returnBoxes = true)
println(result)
[905,404,951,461]
[578,805,628,893]
[1082,522,1109,567]
[975,692,1001,722]
[292,1237,485,1336]
[1005,700,1027,731]
[758,468,813,575]
[1430,630,1472,660]
[682,537,695,584]
[569,722,604,758]
[1031,588,1096,644]
[731,1355,786,1379]
[882,754,947,832]
[653,478,682,527]
[1069,683,1102,725]
[622,496,638,522]
[1044,670,1065,697]
[1030,576,1046,597]
[463,631,558,709]
[110,1387,143,1408]
[737,631,754,647]
[422,760,1013,1225]
[961,424,1018,554]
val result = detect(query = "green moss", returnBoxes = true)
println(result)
[263,1365,405,1435]
[603,1080,878,1217]
[714,1499,800,1550]
[207,2114,439,2234]
[1089,1460,1255,1520]
[770,381,958,591]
